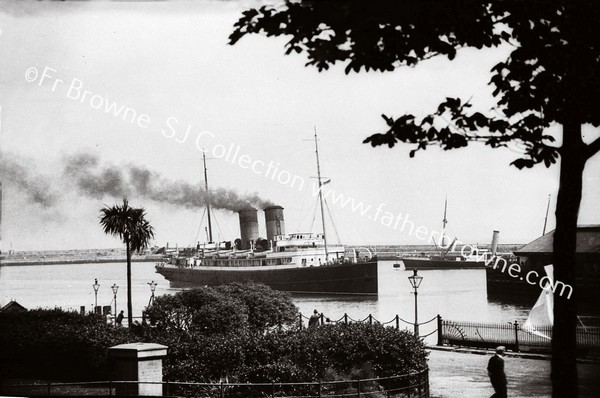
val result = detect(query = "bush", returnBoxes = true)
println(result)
[238,323,427,381]
[0,308,131,380]
[145,283,298,336]
[1,284,427,390]
[145,287,249,334]
[214,282,299,332]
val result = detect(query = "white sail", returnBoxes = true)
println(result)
[522,264,554,339]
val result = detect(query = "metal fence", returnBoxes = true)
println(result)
[438,316,600,354]
[1,369,429,397]
[297,312,439,339]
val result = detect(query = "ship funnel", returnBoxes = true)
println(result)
[491,230,500,256]
[264,206,285,242]
[239,209,259,250]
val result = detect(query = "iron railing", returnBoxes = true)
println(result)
[1,369,430,397]
[438,316,600,354]
[297,312,438,337]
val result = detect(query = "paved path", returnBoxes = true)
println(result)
[427,348,600,397]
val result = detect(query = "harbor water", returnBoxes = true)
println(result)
[0,260,532,344]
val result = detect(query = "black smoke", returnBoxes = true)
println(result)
[0,151,58,207]
[62,153,274,212]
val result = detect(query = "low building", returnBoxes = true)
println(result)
[486,225,600,314]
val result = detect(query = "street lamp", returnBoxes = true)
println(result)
[92,278,100,313]
[111,283,119,319]
[147,280,157,306]
[408,269,423,337]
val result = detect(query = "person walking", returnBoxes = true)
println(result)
[488,346,507,398]
[116,310,124,326]
[308,309,320,329]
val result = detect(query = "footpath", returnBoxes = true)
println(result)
[426,346,600,398]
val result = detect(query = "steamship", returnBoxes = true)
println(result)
[155,132,378,295]
[400,199,489,270]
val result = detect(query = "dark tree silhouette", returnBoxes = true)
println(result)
[229,2,600,396]
[100,199,154,327]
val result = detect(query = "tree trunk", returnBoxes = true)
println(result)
[126,239,133,327]
[551,121,586,398]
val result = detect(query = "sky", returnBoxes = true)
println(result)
[0,0,598,251]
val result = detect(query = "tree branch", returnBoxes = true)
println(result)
[586,136,600,159]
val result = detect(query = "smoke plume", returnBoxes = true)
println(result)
[0,151,58,207]
[62,153,275,211]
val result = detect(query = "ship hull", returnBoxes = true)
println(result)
[402,258,484,270]
[156,261,378,295]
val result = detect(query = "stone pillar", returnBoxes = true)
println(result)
[108,343,168,396]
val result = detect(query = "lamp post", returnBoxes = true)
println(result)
[111,284,119,319]
[147,280,157,306]
[92,278,100,312]
[408,269,423,337]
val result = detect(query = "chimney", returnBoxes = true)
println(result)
[264,206,285,242]
[238,209,259,250]
[491,230,500,256]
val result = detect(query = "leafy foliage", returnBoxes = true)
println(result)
[99,198,154,254]
[0,309,131,380]
[214,282,299,332]
[230,1,600,168]
[138,322,426,386]
[146,282,299,334]
[1,302,426,392]
[144,286,250,334]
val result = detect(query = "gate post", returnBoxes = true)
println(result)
[514,320,520,352]
[108,343,168,396]
[437,315,443,346]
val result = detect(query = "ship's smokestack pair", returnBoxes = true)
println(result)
[238,206,286,250]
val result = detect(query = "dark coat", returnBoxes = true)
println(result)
[488,354,507,397]
[488,354,507,385]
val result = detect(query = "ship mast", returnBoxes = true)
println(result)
[441,195,448,248]
[203,151,213,243]
[314,127,329,261]
[542,194,551,235]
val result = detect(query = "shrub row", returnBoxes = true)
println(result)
[0,283,427,385]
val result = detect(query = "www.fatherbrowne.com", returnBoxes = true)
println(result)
[456,246,573,299]
[312,184,573,299]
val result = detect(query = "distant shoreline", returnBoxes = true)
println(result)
[0,256,165,267]
[0,243,522,267]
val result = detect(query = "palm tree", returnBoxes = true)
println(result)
[99,198,154,326]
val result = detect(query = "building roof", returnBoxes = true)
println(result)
[515,225,600,255]
[0,300,27,313]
